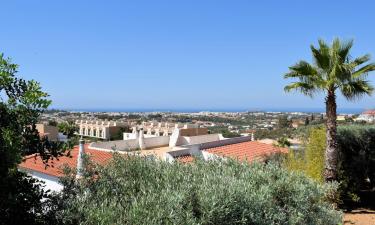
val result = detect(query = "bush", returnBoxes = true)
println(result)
[337,125,375,205]
[55,155,341,225]
[286,125,375,206]
[0,170,57,225]
[285,127,325,183]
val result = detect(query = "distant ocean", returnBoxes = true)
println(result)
[58,107,366,114]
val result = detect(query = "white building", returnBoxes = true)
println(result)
[355,110,375,123]
[76,120,128,140]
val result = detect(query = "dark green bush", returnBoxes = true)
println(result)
[55,155,341,225]
[337,125,375,204]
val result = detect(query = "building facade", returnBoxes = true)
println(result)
[355,110,375,123]
[36,123,59,141]
[76,120,128,140]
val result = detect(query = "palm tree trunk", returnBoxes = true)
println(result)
[324,89,338,182]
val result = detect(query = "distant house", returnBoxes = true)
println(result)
[355,110,375,123]
[36,123,59,141]
[336,115,347,121]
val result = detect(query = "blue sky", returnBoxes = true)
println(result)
[1,0,375,112]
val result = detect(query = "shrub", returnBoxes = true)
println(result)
[55,154,342,225]
[285,127,325,183]
[305,127,326,183]
[336,125,375,204]
[286,125,375,205]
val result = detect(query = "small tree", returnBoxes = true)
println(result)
[0,53,62,224]
[278,115,291,128]
[305,117,310,126]
[285,126,326,183]
[57,121,78,139]
[305,127,326,183]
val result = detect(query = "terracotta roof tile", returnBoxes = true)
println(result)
[174,154,195,163]
[19,144,113,177]
[203,141,288,163]
[363,110,375,115]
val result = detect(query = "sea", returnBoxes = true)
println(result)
[59,107,366,114]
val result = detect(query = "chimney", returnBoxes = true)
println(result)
[138,129,146,150]
[76,137,85,179]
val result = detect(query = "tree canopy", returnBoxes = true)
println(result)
[0,53,61,224]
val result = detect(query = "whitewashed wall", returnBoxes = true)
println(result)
[26,170,63,192]
[177,134,222,146]
[90,136,170,151]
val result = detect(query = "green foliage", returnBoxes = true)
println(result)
[0,170,57,225]
[255,128,293,140]
[48,120,58,126]
[278,115,291,128]
[276,137,291,147]
[285,127,326,183]
[284,38,375,99]
[0,53,62,224]
[284,38,375,182]
[286,125,375,205]
[208,126,241,138]
[305,127,326,183]
[57,121,78,138]
[55,155,342,225]
[336,125,375,204]
[284,149,306,172]
[304,117,310,125]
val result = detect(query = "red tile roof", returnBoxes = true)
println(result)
[203,141,288,163]
[363,110,375,115]
[19,144,113,178]
[174,154,195,163]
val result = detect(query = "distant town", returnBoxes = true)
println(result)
[40,109,375,142]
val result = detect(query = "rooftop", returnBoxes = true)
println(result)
[174,154,196,163]
[203,141,288,163]
[363,110,375,115]
[19,144,113,177]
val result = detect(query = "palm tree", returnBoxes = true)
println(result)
[284,38,375,182]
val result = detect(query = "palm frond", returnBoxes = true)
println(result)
[284,82,317,97]
[340,80,374,101]
[284,61,317,78]
[350,54,370,68]
[311,39,330,70]
[338,39,353,63]
[284,38,375,102]
[352,63,375,79]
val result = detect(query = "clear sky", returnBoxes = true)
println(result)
[1,0,375,112]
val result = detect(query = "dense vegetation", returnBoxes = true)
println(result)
[208,126,241,138]
[285,127,326,183]
[0,54,62,224]
[54,155,341,225]
[337,125,375,206]
[57,121,78,138]
[285,125,375,207]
